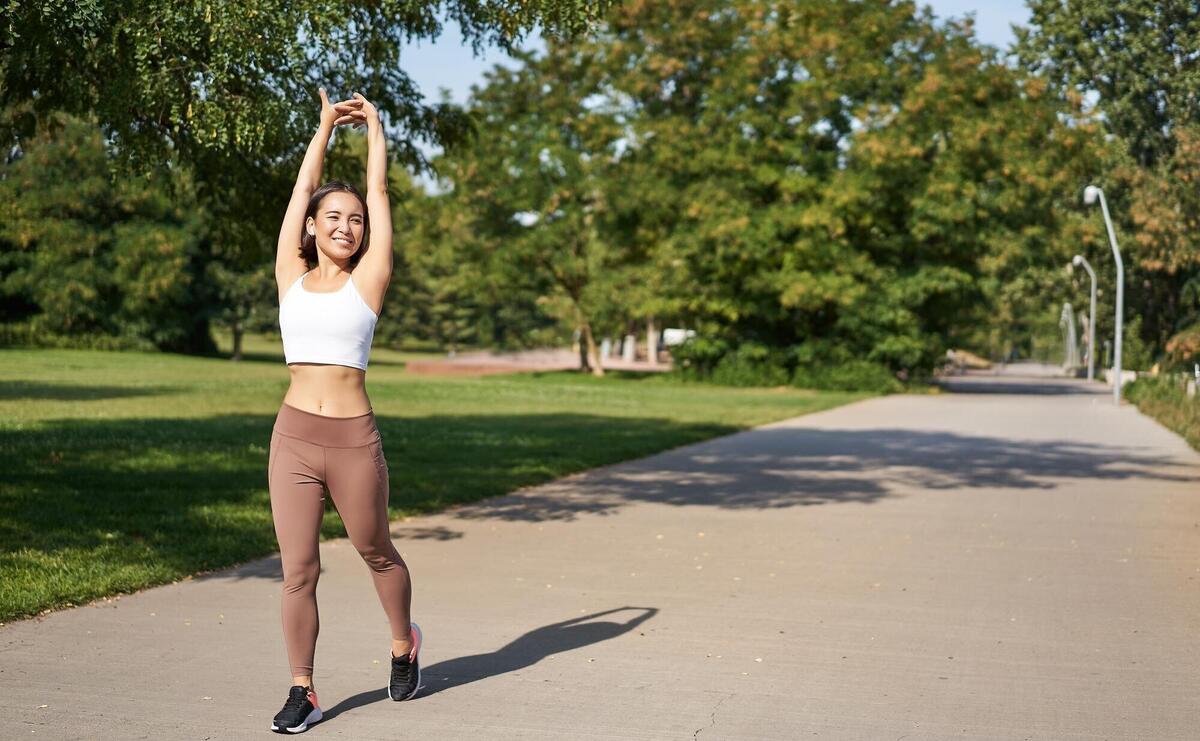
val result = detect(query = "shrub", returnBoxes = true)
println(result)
[673,337,905,391]
[792,360,903,393]
[709,342,790,387]
[669,337,733,381]
[1126,374,1200,451]
[0,321,154,351]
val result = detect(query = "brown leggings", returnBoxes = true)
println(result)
[268,402,412,678]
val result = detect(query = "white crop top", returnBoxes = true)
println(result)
[279,272,379,370]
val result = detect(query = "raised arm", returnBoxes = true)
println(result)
[275,88,362,298]
[347,92,393,315]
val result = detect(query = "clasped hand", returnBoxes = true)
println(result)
[318,87,378,129]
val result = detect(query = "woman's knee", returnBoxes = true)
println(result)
[356,541,405,574]
[282,558,321,594]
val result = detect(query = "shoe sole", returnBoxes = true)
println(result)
[270,707,322,733]
[388,622,423,701]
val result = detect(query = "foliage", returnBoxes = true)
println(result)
[1020,1,1200,364]
[1,0,615,174]
[1166,323,1200,368]
[438,46,635,373]
[0,1,615,355]
[0,322,153,351]
[1121,127,1200,355]
[1126,374,1200,452]
[6,0,1194,372]
[1018,0,1200,169]
[427,0,1108,373]
[0,113,214,352]
[205,262,276,360]
[387,139,562,352]
[669,337,735,381]
[709,342,790,388]
[670,337,901,392]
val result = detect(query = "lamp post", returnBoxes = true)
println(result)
[1072,255,1097,381]
[1083,185,1124,405]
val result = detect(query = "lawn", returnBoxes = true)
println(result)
[0,343,867,622]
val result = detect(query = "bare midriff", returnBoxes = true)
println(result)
[282,364,372,417]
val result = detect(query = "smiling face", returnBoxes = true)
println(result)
[305,191,366,264]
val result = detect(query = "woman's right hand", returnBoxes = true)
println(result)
[318,87,366,129]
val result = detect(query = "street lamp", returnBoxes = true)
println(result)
[1083,185,1124,405]
[1072,255,1097,381]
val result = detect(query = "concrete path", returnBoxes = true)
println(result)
[4,376,1200,740]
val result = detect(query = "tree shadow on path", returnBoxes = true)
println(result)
[321,607,658,721]
[450,425,1198,522]
[935,377,1108,395]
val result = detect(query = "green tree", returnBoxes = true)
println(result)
[1020,0,1200,364]
[442,47,633,374]
[1,1,614,354]
[574,0,1103,374]
[1018,0,1200,169]
[0,113,213,351]
[2,1,615,175]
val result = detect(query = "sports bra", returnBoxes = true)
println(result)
[278,271,379,371]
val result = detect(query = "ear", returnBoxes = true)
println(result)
[305,217,315,237]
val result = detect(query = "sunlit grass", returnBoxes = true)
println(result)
[0,347,867,621]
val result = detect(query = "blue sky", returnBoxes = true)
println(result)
[401,1,1033,105]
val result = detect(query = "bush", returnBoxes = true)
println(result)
[709,342,790,387]
[669,337,733,381]
[0,321,155,351]
[672,338,906,391]
[792,360,903,393]
[1126,374,1200,451]
[670,338,789,387]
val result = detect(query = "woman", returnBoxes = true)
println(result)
[267,88,419,734]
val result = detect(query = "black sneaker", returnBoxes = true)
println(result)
[389,622,423,701]
[271,685,322,733]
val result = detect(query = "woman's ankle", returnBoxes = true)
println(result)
[391,639,413,659]
[292,675,314,690]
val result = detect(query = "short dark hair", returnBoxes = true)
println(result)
[299,181,370,267]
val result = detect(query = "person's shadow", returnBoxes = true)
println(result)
[322,606,658,721]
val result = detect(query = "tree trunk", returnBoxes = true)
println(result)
[580,320,604,377]
[231,319,244,362]
[646,316,658,366]
[577,325,590,372]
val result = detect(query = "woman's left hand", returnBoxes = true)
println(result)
[351,93,380,128]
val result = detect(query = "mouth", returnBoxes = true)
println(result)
[334,236,354,245]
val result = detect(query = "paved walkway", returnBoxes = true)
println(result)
[4,376,1200,739]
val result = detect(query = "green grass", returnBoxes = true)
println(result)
[0,344,867,622]
[1127,374,1200,451]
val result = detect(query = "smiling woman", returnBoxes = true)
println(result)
[262,86,419,732]
[297,184,370,269]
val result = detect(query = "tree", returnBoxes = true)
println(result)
[0,113,212,351]
[2,1,615,175]
[442,47,632,375]
[411,0,1110,379]
[577,0,1103,372]
[1018,0,1200,169]
[1020,0,1200,364]
[1,1,614,354]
